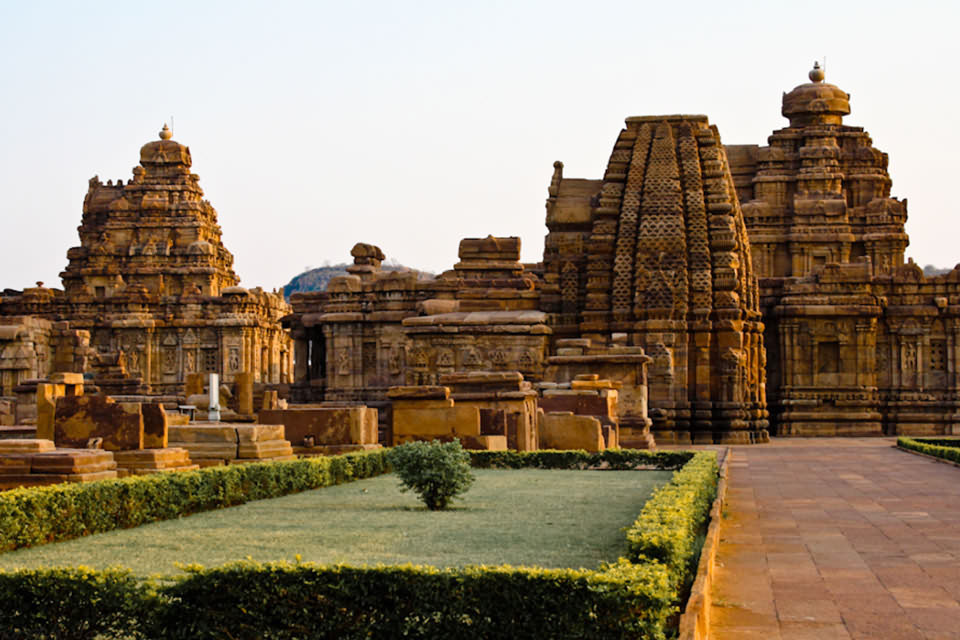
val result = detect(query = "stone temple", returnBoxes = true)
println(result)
[285,64,960,443]
[0,125,291,399]
[286,114,768,445]
[729,63,960,437]
[3,65,960,448]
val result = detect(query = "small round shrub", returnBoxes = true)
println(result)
[386,439,475,510]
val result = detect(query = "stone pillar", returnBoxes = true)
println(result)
[261,390,279,411]
[236,371,254,416]
[36,382,65,440]
[208,373,220,422]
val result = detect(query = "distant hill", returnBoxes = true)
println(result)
[283,262,428,299]
[923,264,953,277]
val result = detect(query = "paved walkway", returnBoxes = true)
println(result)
[710,438,960,639]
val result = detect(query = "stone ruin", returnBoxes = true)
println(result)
[3,64,960,464]
[287,116,766,445]
[0,124,292,399]
[726,65,960,436]
[285,64,960,441]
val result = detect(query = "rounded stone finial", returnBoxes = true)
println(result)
[159,123,173,140]
[809,61,825,83]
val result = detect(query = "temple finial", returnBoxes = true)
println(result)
[159,123,173,140]
[809,61,825,83]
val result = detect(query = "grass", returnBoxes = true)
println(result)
[0,469,672,577]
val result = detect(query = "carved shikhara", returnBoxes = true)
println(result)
[0,128,292,395]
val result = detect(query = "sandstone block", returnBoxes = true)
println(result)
[112,448,192,468]
[571,379,621,391]
[467,435,507,451]
[186,394,210,410]
[169,424,239,443]
[174,442,238,459]
[49,373,84,386]
[261,390,279,410]
[36,383,64,441]
[258,407,378,446]
[0,426,36,438]
[235,424,285,444]
[0,455,33,474]
[392,406,480,445]
[53,395,144,451]
[392,399,454,410]
[31,449,117,474]
[142,403,169,448]
[238,440,294,459]
[387,386,450,400]
[235,372,255,416]
[540,412,605,452]
[0,439,55,453]
[167,413,189,426]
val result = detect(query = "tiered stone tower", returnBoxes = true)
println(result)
[727,65,960,437]
[0,126,291,394]
[542,115,767,443]
[728,62,908,283]
[62,124,240,299]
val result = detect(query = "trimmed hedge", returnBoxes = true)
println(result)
[469,448,693,470]
[625,451,718,592]
[0,566,157,640]
[0,450,390,552]
[898,437,960,464]
[0,449,720,639]
[153,559,674,640]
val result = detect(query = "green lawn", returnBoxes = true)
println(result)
[0,469,672,577]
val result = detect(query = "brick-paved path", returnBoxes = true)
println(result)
[710,438,960,639]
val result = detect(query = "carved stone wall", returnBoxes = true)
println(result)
[774,261,960,435]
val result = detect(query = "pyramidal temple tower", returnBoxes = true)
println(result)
[62,124,240,299]
[0,126,291,395]
[542,115,768,444]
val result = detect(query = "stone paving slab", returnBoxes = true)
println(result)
[710,438,960,640]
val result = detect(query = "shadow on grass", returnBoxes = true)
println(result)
[361,505,482,513]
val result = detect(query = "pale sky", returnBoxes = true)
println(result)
[1,0,957,292]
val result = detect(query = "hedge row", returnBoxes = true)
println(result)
[0,449,719,639]
[0,561,673,640]
[625,451,718,593]
[152,560,675,640]
[898,437,960,464]
[0,450,390,552]
[469,448,693,470]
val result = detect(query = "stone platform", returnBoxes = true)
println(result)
[709,438,960,639]
[0,440,119,489]
[168,423,294,465]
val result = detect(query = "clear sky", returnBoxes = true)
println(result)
[1,0,957,291]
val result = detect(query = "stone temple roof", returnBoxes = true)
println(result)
[596,114,759,322]
[139,124,193,168]
[781,62,850,127]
